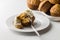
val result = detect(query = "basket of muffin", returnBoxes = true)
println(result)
[27,0,60,21]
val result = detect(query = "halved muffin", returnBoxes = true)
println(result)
[19,10,35,26]
[14,10,35,29]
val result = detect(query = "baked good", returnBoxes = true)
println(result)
[14,10,35,28]
[50,4,60,17]
[49,0,60,4]
[38,0,52,13]
[19,10,35,26]
[27,0,40,10]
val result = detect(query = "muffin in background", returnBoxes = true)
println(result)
[38,0,52,13]
[27,0,40,10]
[49,0,60,4]
[50,4,60,17]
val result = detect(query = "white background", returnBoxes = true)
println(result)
[0,0,60,40]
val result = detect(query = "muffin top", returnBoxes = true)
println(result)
[38,0,52,12]
[27,0,40,5]
[50,4,60,13]
[50,4,60,16]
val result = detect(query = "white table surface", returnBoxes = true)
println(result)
[0,0,60,40]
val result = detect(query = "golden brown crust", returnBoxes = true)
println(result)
[49,0,60,4]
[40,0,47,2]
[50,4,60,17]
[38,0,52,13]
[27,0,40,10]
[27,0,40,5]
[19,13,27,20]
[27,3,38,10]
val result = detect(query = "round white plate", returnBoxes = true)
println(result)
[6,11,50,32]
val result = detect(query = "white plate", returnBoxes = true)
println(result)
[6,11,50,32]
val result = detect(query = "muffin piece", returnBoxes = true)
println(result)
[18,10,35,26]
[27,0,40,10]
[49,0,60,4]
[14,17,23,29]
[38,0,52,13]
[14,10,35,29]
[50,4,60,17]
[19,13,27,20]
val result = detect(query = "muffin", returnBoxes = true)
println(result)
[19,10,35,26]
[38,0,52,13]
[50,4,60,17]
[14,10,35,28]
[27,0,40,10]
[49,0,60,4]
